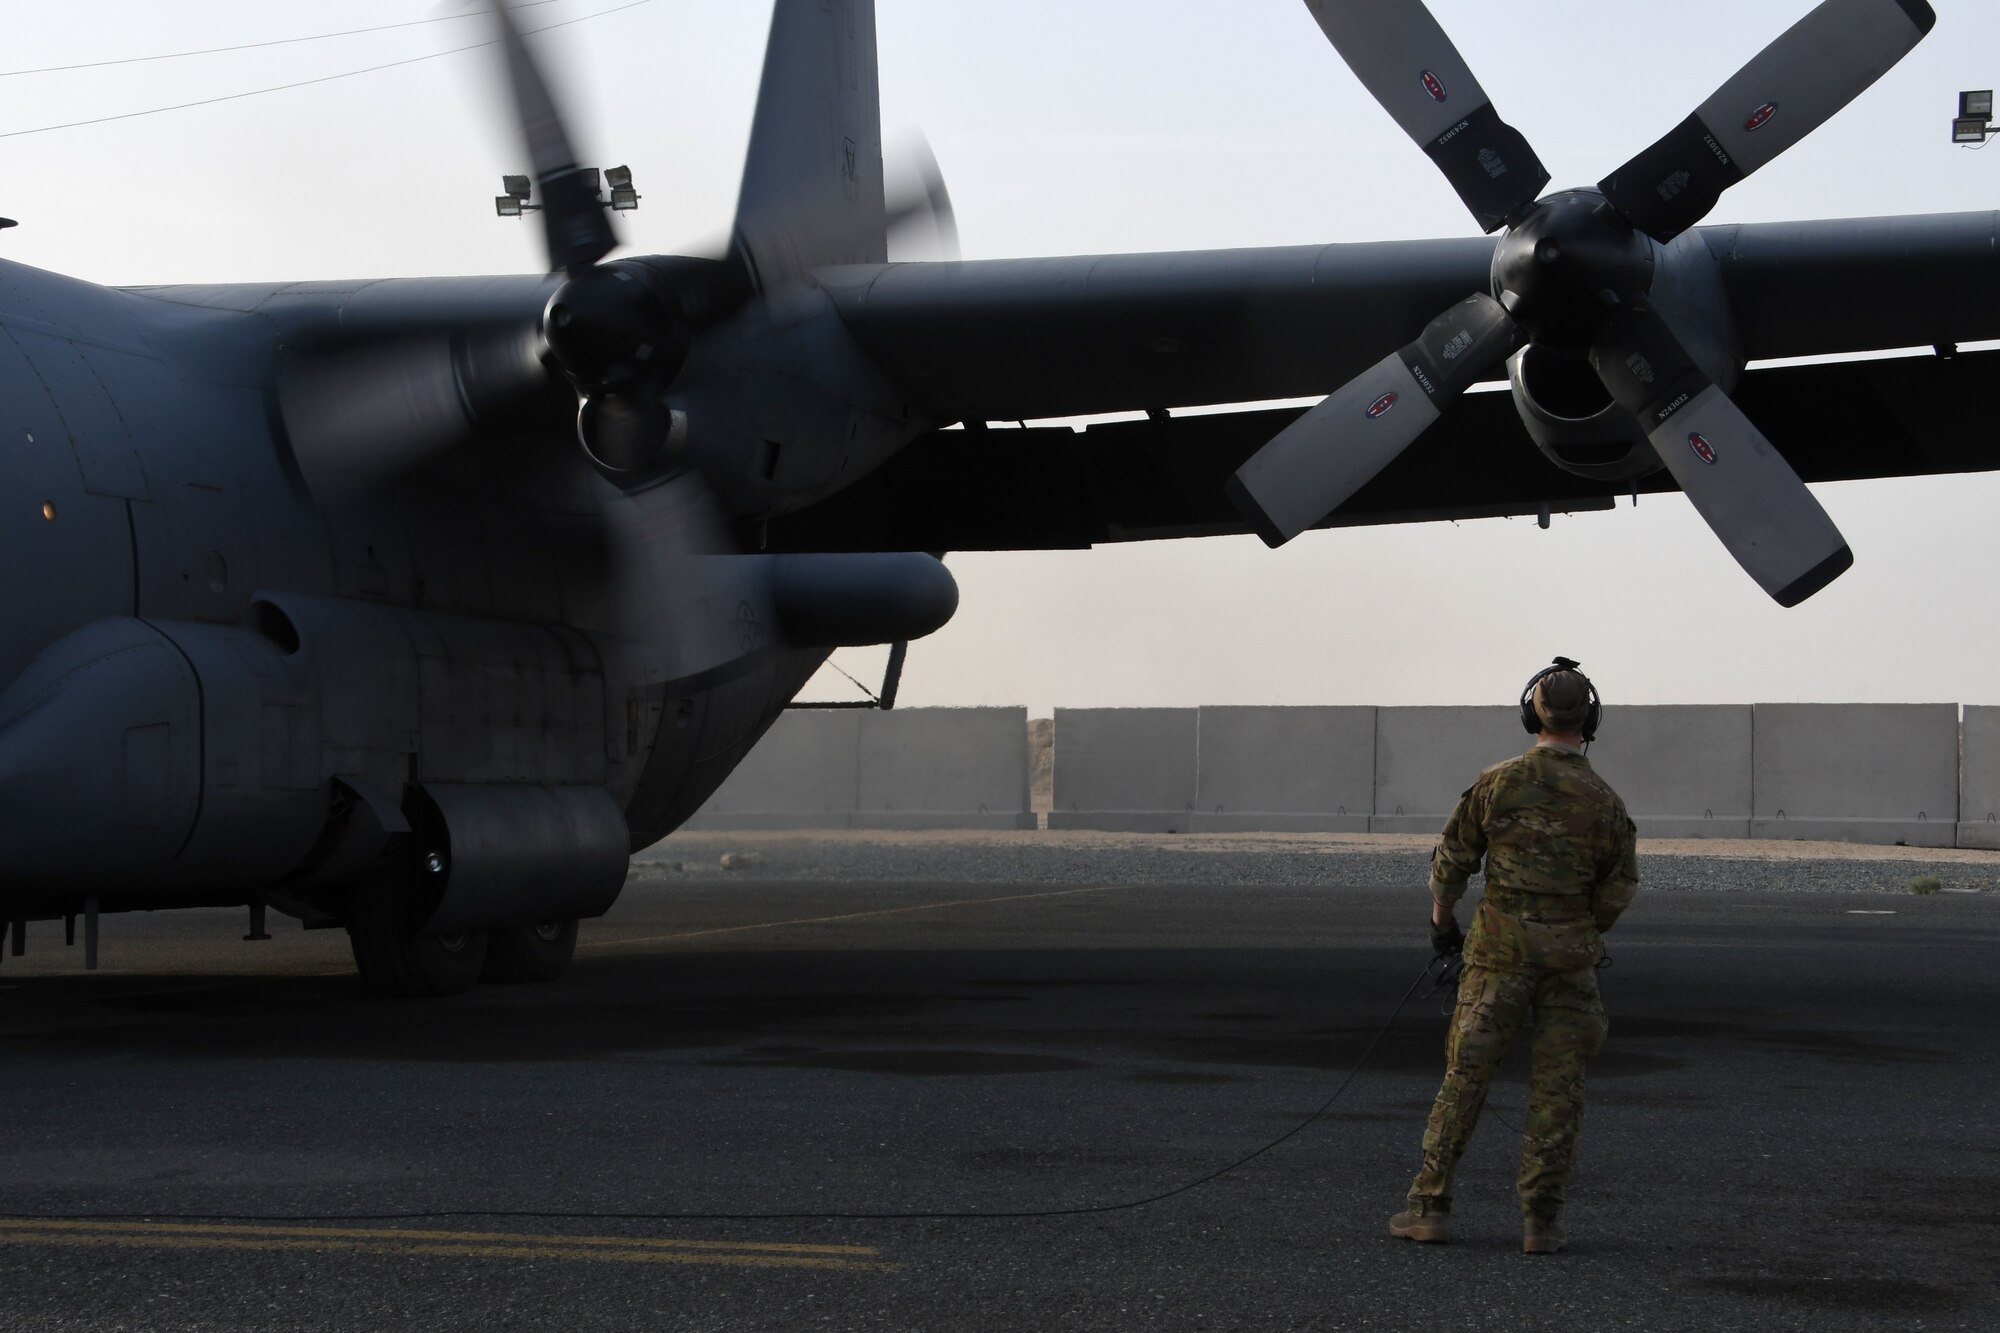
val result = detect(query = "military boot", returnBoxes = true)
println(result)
[1388,1207,1449,1243]
[1522,1216,1566,1254]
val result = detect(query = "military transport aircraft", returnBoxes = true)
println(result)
[0,0,1992,994]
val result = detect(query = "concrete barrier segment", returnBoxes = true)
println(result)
[1371,706,1526,834]
[684,709,864,830]
[1958,706,2000,849]
[1752,703,1959,848]
[854,707,1035,830]
[1049,708,1198,833]
[1590,705,1753,840]
[1189,706,1374,833]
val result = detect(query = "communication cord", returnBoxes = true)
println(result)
[10,957,1454,1227]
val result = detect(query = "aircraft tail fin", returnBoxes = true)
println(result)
[730,0,886,291]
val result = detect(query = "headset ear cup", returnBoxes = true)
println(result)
[1519,664,1554,735]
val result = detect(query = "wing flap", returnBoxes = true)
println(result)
[759,349,2000,553]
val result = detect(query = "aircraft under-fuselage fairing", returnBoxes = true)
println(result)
[1,0,1994,994]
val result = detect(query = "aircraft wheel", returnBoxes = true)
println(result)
[344,875,487,997]
[481,920,578,984]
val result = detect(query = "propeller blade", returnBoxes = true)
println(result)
[596,469,760,687]
[883,135,959,261]
[1301,0,1550,233]
[487,0,618,275]
[1598,0,1934,242]
[1228,293,1523,546]
[278,325,552,505]
[1591,303,1851,606]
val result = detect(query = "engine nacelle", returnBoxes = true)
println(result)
[1506,344,1658,483]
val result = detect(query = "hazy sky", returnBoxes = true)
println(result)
[3,0,1997,715]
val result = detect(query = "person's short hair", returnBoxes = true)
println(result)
[1533,670,1592,733]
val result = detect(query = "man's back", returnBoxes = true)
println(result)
[1432,745,1638,973]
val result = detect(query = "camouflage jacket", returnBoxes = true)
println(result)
[1430,744,1639,973]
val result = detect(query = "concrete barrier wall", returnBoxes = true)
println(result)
[1049,708,1198,832]
[1058,705,1755,838]
[1589,706,1753,838]
[688,708,1034,831]
[1751,704,1959,847]
[1959,706,2000,849]
[1190,707,1374,833]
[691,702,1991,847]
[1046,704,1968,843]
[1372,707,1526,833]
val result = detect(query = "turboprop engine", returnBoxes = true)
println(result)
[1227,0,1937,606]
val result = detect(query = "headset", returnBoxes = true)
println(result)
[1518,655,1602,742]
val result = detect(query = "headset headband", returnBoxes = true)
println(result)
[1519,655,1602,742]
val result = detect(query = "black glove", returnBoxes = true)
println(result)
[1429,913,1464,958]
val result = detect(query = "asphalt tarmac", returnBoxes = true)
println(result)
[0,875,1994,1331]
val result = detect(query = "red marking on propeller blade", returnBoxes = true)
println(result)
[1366,393,1399,419]
[1689,433,1718,464]
[1421,71,1447,103]
[1744,102,1778,132]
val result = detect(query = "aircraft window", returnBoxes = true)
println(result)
[40,501,55,522]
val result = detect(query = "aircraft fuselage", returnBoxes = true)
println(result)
[0,258,943,935]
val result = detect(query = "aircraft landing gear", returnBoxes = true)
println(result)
[343,872,487,997]
[481,920,578,984]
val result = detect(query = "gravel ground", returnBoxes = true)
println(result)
[638,830,2000,897]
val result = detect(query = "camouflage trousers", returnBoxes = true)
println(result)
[1407,962,1608,1222]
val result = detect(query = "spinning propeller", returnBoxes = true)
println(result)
[1228,0,1935,606]
[281,2,953,504]
[281,5,744,499]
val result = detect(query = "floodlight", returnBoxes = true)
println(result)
[604,164,633,190]
[502,174,532,200]
[1961,90,1994,119]
[1954,116,1989,145]
[609,186,639,211]
[496,195,524,217]
[580,167,601,197]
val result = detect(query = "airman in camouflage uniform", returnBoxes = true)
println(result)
[1389,664,1638,1255]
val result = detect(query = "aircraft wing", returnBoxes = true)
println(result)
[782,212,2000,551]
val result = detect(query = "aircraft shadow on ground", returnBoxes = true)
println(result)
[0,947,1937,1082]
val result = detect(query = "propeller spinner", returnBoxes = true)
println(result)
[1230,0,1936,606]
